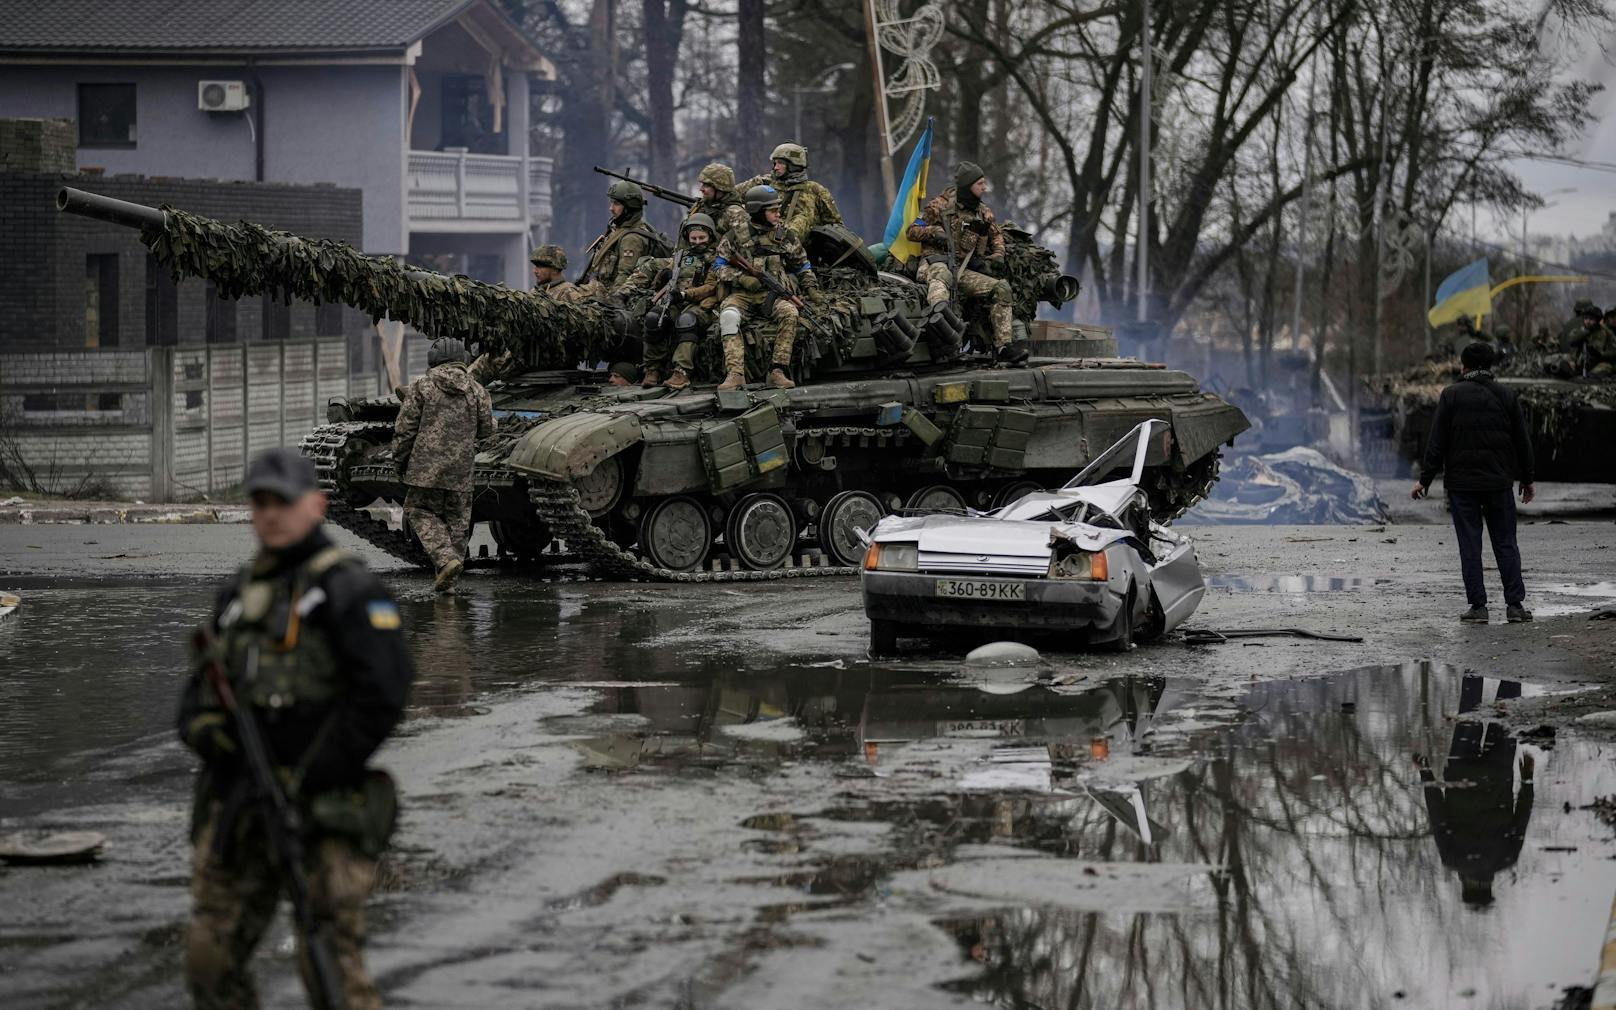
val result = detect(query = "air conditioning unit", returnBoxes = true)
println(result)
[198,80,250,112]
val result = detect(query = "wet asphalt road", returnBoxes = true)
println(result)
[3,520,1616,1009]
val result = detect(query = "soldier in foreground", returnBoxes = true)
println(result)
[714,185,823,391]
[579,180,666,296]
[690,163,750,238]
[179,447,414,1010]
[393,337,496,593]
[741,143,843,242]
[908,162,1023,364]
[639,213,722,390]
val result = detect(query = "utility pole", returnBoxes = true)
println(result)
[1136,0,1151,325]
[863,0,897,206]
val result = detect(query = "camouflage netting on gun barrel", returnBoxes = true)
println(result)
[1004,235,1065,323]
[143,208,623,367]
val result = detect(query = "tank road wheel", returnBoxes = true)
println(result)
[819,491,885,567]
[490,519,553,561]
[725,493,798,570]
[906,485,967,513]
[991,481,1042,510]
[575,455,625,517]
[640,496,713,573]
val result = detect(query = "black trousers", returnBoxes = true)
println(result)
[1448,488,1526,607]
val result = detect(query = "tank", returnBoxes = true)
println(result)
[1363,356,1616,483]
[58,186,1250,581]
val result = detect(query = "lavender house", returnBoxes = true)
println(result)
[0,0,555,289]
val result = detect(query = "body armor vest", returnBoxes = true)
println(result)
[216,546,354,712]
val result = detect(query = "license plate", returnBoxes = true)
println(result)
[934,578,1026,601]
[940,719,1026,737]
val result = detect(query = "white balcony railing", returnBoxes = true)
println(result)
[407,150,523,226]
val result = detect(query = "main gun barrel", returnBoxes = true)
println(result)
[57,187,168,231]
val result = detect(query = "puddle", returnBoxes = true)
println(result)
[582,663,1614,1008]
[1207,574,1390,592]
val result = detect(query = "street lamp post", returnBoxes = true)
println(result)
[793,62,856,144]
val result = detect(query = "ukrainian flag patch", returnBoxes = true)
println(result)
[367,600,401,631]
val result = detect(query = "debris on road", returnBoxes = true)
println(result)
[1185,447,1390,525]
[0,830,105,865]
[1183,627,1366,644]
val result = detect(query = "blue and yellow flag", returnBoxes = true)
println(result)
[880,118,934,264]
[1427,258,1492,327]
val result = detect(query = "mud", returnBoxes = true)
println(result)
[2,519,1615,1009]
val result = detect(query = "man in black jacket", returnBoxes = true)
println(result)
[1412,341,1535,623]
[179,447,414,1010]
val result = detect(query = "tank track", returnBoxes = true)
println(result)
[526,480,859,583]
[1152,452,1222,522]
[300,421,431,569]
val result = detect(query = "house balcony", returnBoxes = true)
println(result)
[407,149,525,233]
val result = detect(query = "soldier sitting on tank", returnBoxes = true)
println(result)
[690,163,750,239]
[1590,308,1616,376]
[579,180,665,297]
[469,245,582,385]
[907,162,1023,364]
[392,338,496,593]
[638,214,722,391]
[714,185,823,391]
[1545,303,1604,378]
[739,143,843,243]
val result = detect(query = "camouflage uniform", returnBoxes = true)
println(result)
[715,209,821,380]
[632,217,723,386]
[392,358,495,580]
[689,163,751,239]
[1589,320,1616,375]
[579,187,665,297]
[907,164,1013,350]
[740,143,843,243]
[470,246,584,384]
[178,462,413,1010]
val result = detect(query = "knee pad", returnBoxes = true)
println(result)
[992,280,1012,302]
[719,306,743,335]
[676,311,699,335]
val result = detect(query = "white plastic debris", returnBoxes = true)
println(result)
[0,592,18,619]
[964,641,1042,667]
[0,496,25,507]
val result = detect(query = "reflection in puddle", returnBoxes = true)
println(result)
[579,664,1613,1009]
[1207,574,1389,592]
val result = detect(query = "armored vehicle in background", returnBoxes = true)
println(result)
[57,187,1250,582]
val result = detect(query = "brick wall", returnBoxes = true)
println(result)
[0,163,364,354]
[0,118,75,173]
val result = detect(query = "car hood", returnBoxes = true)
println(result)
[872,514,1131,558]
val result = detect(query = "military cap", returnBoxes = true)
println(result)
[1574,298,1595,312]
[1583,303,1605,320]
[607,179,645,211]
[529,244,567,270]
[428,336,469,367]
[609,361,641,384]
[1000,220,1033,239]
[682,213,718,239]
[698,163,737,193]
[770,143,808,170]
[954,161,986,191]
[243,447,320,502]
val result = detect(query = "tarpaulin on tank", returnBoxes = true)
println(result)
[507,413,642,480]
[805,225,879,277]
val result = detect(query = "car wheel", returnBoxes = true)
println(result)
[1106,589,1135,653]
[869,618,900,656]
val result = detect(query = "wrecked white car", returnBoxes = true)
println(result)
[860,419,1206,654]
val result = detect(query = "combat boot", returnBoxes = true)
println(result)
[995,342,1030,364]
[434,559,464,594]
[641,368,661,387]
[1507,603,1534,623]
[1459,605,1488,624]
[718,371,746,391]
[768,366,795,389]
[664,367,691,391]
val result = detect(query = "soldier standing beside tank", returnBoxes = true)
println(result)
[690,163,751,239]
[908,162,1024,364]
[179,447,414,1010]
[740,143,843,242]
[393,337,495,593]
[579,180,665,296]
[639,214,722,390]
[714,185,823,391]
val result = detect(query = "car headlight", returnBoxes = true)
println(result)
[864,541,918,571]
[1048,550,1109,580]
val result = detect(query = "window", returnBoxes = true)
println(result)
[314,301,344,337]
[77,83,136,147]
[205,283,236,343]
[261,293,290,341]
[439,74,501,154]
[145,254,177,346]
[85,254,118,347]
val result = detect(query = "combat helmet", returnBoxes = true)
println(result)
[428,337,469,367]
[529,244,567,270]
[770,142,808,172]
[607,179,646,212]
[745,184,783,220]
[682,212,718,241]
[698,162,737,194]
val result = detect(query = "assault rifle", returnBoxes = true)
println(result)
[726,254,832,339]
[593,166,696,209]
[194,631,347,1010]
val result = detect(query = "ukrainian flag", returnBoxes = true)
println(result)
[880,118,934,264]
[1427,258,1492,327]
